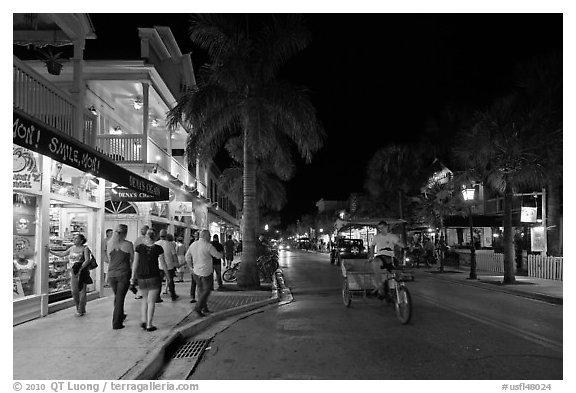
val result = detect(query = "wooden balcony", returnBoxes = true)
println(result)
[13,56,96,144]
[95,134,198,189]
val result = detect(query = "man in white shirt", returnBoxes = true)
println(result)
[185,230,223,317]
[155,229,178,301]
[370,221,405,298]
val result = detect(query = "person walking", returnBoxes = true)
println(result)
[130,229,167,331]
[49,234,92,317]
[211,234,225,291]
[106,224,134,330]
[132,225,149,300]
[186,231,200,303]
[185,230,223,317]
[102,229,113,287]
[175,236,187,282]
[224,235,235,269]
[155,229,178,301]
[134,225,149,247]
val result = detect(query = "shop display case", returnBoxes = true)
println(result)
[49,236,71,293]
[48,253,71,293]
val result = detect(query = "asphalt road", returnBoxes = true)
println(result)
[184,250,563,380]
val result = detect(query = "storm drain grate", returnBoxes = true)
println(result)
[172,339,211,359]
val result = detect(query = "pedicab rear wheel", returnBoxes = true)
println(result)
[342,279,352,307]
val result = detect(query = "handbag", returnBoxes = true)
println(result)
[86,248,98,270]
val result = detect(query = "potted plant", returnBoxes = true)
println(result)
[36,47,64,75]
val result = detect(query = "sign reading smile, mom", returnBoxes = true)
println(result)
[13,109,169,201]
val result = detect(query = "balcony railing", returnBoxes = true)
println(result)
[95,134,198,189]
[13,56,95,142]
[96,134,144,162]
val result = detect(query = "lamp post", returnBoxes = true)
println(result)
[462,185,477,280]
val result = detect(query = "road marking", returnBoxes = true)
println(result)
[415,292,563,353]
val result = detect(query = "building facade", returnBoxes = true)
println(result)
[12,14,240,325]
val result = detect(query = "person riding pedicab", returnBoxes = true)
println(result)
[369,220,405,299]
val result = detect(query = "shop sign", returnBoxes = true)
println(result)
[111,189,164,202]
[521,207,537,223]
[13,110,168,200]
[13,146,41,191]
[173,201,193,216]
[531,227,545,252]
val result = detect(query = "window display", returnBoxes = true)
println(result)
[13,193,38,298]
[50,161,100,203]
[48,203,95,295]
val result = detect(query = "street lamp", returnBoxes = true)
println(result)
[462,185,477,280]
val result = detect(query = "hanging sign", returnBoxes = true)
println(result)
[521,207,537,223]
[14,109,169,200]
[173,202,193,216]
[13,146,42,191]
[531,227,545,252]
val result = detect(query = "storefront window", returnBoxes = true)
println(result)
[13,192,39,299]
[49,202,96,297]
[50,161,100,203]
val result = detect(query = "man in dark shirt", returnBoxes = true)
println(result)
[211,234,225,291]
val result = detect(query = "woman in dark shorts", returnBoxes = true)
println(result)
[130,229,169,331]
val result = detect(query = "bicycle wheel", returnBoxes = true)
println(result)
[394,286,412,324]
[222,266,238,282]
[342,279,352,307]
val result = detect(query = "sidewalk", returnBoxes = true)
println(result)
[13,267,284,380]
[421,266,563,305]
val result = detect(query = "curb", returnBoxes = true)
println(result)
[121,269,292,380]
[424,270,563,305]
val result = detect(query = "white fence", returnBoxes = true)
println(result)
[476,252,504,273]
[455,250,504,273]
[528,255,563,281]
[455,250,563,281]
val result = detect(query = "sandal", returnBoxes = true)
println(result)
[140,322,146,330]
[146,326,157,332]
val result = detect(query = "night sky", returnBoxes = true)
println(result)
[78,13,562,225]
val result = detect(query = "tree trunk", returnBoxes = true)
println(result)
[546,181,562,256]
[237,129,260,289]
[438,215,445,272]
[502,183,516,284]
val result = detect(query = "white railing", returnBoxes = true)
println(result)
[14,57,75,137]
[95,135,144,162]
[147,139,172,173]
[528,255,563,281]
[14,56,95,142]
[171,158,192,186]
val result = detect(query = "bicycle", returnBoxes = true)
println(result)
[341,256,413,325]
[222,255,278,283]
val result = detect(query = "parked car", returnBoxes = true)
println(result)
[330,238,367,266]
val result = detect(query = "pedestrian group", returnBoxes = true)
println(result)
[61,223,232,331]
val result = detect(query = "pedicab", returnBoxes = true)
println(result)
[335,218,414,324]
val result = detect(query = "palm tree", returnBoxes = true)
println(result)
[453,94,548,284]
[409,180,464,271]
[167,15,325,288]
[364,144,433,219]
[513,54,562,256]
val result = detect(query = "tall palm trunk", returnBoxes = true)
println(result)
[546,182,561,256]
[502,183,516,284]
[438,215,445,272]
[237,128,260,288]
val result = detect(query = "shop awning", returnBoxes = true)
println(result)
[13,109,169,201]
[335,217,406,233]
[443,214,503,228]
